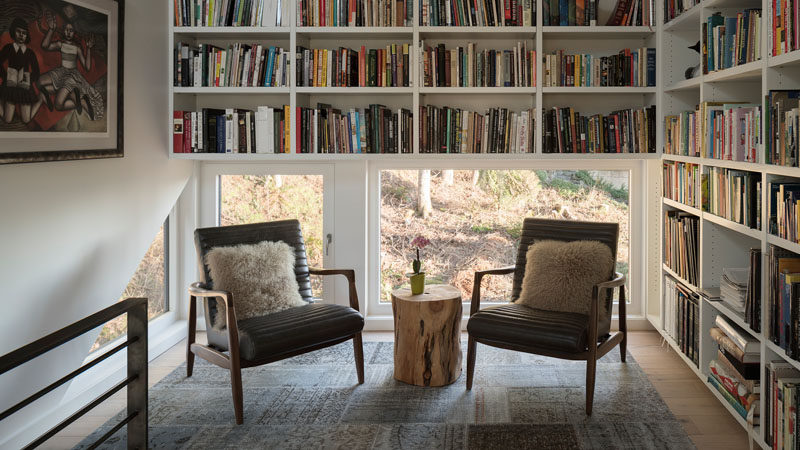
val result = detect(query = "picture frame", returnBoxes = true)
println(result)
[0,0,124,164]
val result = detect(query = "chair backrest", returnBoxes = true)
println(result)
[510,218,620,332]
[194,220,314,341]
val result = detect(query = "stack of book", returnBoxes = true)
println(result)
[765,360,800,448]
[299,0,412,26]
[702,10,763,74]
[702,167,761,229]
[771,0,800,57]
[767,245,800,358]
[720,267,748,314]
[296,45,410,87]
[663,103,760,161]
[664,0,699,24]
[541,106,656,153]
[708,316,760,421]
[295,104,412,154]
[173,106,289,153]
[174,0,289,26]
[664,210,699,286]
[662,161,700,208]
[766,90,800,167]
[664,275,699,366]
[419,0,535,26]
[174,43,289,88]
[770,181,800,244]
[418,106,534,153]
[420,42,535,88]
[542,48,655,87]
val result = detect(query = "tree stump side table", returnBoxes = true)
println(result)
[391,284,462,387]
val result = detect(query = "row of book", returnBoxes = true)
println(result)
[766,90,800,167]
[773,0,800,56]
[663,275,699,366]
[767,244,800,359]
[174,0,290,27]
[541,48,656,88]
[419,0,534,26]
[605,0,654,26]
[663,103,760,162]
[770,181,800,244]
[702,167,761,229]
[703,10,763,74]
[707,316,760,421]
[541,0,596,26]
[664,210,698,286]
[662,161,700,208]
[745,248,762,332]
[173,107,289,153]
[418,106,534,153]
[541,106,656,153]
[296,45,410,87]
[664,0,698,24]
[765,359,800,448]
[174,43,289,88]
[299,0,412,26]
[420,43,535,88]
[295,104,413,153]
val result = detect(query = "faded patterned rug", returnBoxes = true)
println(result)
[77,341,694,449]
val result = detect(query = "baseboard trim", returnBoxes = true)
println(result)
[1,321,187,449]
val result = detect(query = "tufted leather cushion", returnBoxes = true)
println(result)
[467,304,604,353]
[237,303,364,361]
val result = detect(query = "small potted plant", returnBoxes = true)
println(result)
[409,235,430,295]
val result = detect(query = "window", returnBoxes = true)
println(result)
[379,169,630,304]
[218,174,324,298]
[91,218,169,352]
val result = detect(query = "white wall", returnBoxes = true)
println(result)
[0,0,191,446]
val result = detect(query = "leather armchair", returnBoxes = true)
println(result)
[465,218,626,415]
[186,220,364,424]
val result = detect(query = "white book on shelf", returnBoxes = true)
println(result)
[313,109,319,154]
[190,112,197,152]
[255,108,266,153]
[245,111,252,153]
[225,108,234,153]
[193,54,201,87]
[197,110,203,152]
[714,315,757,353]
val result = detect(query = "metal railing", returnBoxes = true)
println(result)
[0,297,148,449]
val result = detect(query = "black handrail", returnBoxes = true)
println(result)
[0,297,148,449]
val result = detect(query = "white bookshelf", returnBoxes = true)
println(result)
[656,0,800,442]
[168,0,658,158]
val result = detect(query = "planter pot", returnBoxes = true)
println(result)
[409,272,425,295]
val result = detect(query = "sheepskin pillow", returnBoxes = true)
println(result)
[206,240,306,329]
[516,240,614,316]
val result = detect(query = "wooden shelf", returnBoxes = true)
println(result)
[541,26,655,38]
[767,234,800,255]
[295,87,413,94]
[417,26,535,38]
[702,213,762,240]
[663,197,702,216]
[703,60,763,83]
[296,26,412,38]
[665,76,701,92]
[663,265,699,292]
[541,86,656,93]
[173,87,289,94]
[173,26,290,38]
[703,297,762,341]
[419,87,536,93]
[769,50,800,68]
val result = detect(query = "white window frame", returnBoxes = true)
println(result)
[198,163,336,302]
[366,158,646,330]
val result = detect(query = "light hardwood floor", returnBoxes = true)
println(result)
[43,330,749,449]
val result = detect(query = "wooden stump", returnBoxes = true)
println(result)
[391,284,462,387]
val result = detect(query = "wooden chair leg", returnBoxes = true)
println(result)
[585,356,597,415]
[620,333,627,363]
[230,362,244,425]
[353,332,365,384]
[187,296,197,377]
[466,336,477,390]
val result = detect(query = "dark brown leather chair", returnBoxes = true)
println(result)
[187,220,365,424]
[466,218,626,415]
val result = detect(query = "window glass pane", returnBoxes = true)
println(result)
[379,170,630,303]
[92,224,167,352]
[218,175,324,298]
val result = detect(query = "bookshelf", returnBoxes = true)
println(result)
[657,0,800,444]
[168,0,659,157]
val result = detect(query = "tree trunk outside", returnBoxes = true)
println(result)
[442,170,454,186]
[417,170,432,218]
[472,170,481,186]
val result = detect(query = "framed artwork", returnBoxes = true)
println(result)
[0,0,123,164]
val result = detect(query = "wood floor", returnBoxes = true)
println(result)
[43,330,749,449]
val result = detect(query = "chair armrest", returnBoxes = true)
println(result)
[470,266,516,316]
[589,272,627,342]
[308,268,360,312]
[187,282,241,355]
[189,282,233,306]
[595,272,626,290]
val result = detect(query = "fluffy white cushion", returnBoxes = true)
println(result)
[206,240,306,329]
[516,240,614,316]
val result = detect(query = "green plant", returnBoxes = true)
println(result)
[471,224,493,233]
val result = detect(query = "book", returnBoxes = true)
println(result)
[174,42,289,88]
[542,48,655,87]
[542,106,656,154]
[419,0,534,25]
[297,45,410,87]
[421,42,535,87]
[714,315,759,353]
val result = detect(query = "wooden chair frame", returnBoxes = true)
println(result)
[187,268,364,424]
[466,268,627,415]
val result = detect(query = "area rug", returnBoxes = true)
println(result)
[77,341,694,449]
